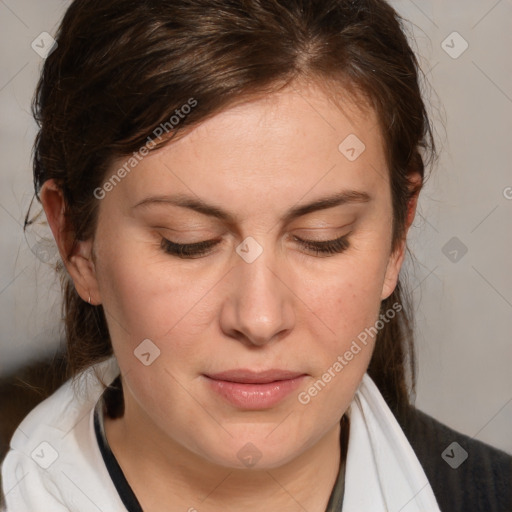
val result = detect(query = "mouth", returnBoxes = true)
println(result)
[203,369,307,410]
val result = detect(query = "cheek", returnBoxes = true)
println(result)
[94,238,171,341]
[95,238,221,359]
[302,251,388,339]
[295,259,387,420]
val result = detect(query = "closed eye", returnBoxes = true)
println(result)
[160,234,351,259]
[292,235,350,256]
[160,238,220,258]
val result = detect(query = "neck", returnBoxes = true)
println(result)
[104,399,347,512]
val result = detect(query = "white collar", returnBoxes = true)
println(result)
[342,374,441,511]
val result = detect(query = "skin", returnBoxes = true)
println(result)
[42,81,420,512]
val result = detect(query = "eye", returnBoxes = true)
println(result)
[160,234,351,259]
[293,234,350,256]
[160,238,220,258]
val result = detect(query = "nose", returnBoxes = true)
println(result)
[219,248,295,347]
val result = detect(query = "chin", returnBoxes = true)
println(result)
[188,424,317,471]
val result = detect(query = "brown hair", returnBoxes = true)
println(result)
[26,0,435,415]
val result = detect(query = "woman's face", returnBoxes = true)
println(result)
[90,82,405,469]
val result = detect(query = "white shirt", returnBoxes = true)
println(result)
[1,357,126,512]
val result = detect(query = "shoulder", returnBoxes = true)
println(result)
[6,356,119,452]
[1,357,123,511]
[395,405,512,512]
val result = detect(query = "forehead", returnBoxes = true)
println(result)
[108,82,388,216]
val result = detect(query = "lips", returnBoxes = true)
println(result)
[206,369,306,384]
[204,369,307,409]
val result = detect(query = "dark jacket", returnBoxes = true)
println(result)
[396,406,512,512]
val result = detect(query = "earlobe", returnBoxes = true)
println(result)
[40,179,101,305]
[68,247,101,305]
[381,241,405,300]
[381,171,422,301]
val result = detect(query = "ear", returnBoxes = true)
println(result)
[381,172,422,301]
[40,179,101,305]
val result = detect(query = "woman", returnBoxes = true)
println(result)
[1,0,510,511]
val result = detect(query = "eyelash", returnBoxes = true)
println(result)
[160,235,350,259]
[294,235,350,256]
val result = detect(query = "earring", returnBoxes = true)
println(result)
[88,295,92,305]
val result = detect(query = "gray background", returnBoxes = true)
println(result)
[0,0,511,453]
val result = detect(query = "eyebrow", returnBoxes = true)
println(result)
[132,190,371,224]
